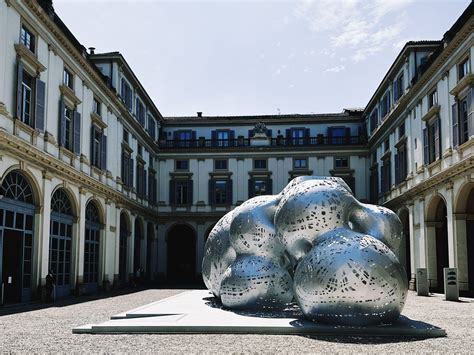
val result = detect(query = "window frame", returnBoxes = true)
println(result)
[63,67,74,90]
[20,24,35,53]
[293,157,308,170]
[458,57,470,81]
[175,159,189,171]
[93,97,101,116]
[334,156,349,169]
[253,159,267,170]
[214,159,228,171]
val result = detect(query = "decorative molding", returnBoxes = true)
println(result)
[421,104,440,122]
[90,112,107,130]
[59,85,81,107]
[449,73,474,98]
[14,44,46,74]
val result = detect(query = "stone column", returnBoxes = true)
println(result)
[128,213,136,280]
[454,213,468,292]
[76,188,87,290]
[445,186,457,269]
[113,206,121,284]
[408,202,416,290]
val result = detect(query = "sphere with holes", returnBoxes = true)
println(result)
[202,210,236,297]
[294,227,408,326]
[220,255,293,310]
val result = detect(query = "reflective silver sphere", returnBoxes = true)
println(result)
[294,227,408,325]
[202,176,407,325]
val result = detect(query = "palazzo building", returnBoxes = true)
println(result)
[0,0,472,304]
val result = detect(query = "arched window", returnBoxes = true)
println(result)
[51,188,72,215]
[49,189,74,296]
[85,201,101,224]
[0,171,34,204]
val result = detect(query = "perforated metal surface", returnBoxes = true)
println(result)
[202,176,407,325]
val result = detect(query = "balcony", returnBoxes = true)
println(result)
[159,135,366,149]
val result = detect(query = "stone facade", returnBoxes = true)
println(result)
[0,0,472,303]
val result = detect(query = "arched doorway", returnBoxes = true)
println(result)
[133,219,143,276]
[50,188,74,298]
[119,213,129,283]
[456,185,474,296]
[399,209,411,280]
[427,196,449,293]
[167,224,196,285]
[84,200,102,293]
[146,222,154,281]
[466,189,474,296]
[0,171,36,303]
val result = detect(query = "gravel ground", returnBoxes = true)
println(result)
[0,288,473,353]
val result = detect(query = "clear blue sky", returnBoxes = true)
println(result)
[55,0,470,116]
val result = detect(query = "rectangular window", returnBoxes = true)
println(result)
[216,130,229,147]
[253,159,267,170]
[21,71,34,126]
[291,128,305,145]
[175,160,189,171]
[147,114,156,139]
[428,89,438,108]
[136,99,145,126]
[458,57,470,80]
[293,158,307,169]
[137,144,143,157]
[381,158,391,193]
[423,116,442,165]
[92,129,101,167]
[384,139,390,152]
[215,180,228,205]
[123,129,129,143]
[93,98,101,116]
[393,73,404,102]
[64,106,73,150]
[380,92,391,118]
[214,159,228,170]
[63,68,73,89]
[20,25,35,53]
[175,180,189,205]
[121,78,133,111]
[398,122,405,139]
[459,98,469,145]
[369,109,378,133]
[329,127,346,145]
[335,157,349,169]
[254,180,268,196]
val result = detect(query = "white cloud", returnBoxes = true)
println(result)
[324,65,345,73]
[294,0,412,62]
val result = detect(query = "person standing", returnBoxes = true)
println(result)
[45,269,55,302]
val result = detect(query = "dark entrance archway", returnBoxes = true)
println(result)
[0,171,36,304]
[433,198,448,293]
[134,219,143,275]
[119,213,129,283]
[167,224,196,285]
[399,209,411,281]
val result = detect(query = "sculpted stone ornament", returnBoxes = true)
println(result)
[202,176,408,325]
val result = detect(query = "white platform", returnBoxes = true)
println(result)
[73,290,446,337]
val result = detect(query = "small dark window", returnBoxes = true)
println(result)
[428,89,438,108]
[253,159,267,170]
[214,159,228,170]
[63,68,73,89]
[123,129,129,143]
[335,157,349,169]
[176,160,189,171]
[20,71,34,126]
[384,139,390,152]
[93,98,101,116]
[214,180,228,205]
[20,25,35,53]
[458,57,470,80]
[398,122,405,139]
[137,144,143,157]
[293,158,307,169]
[64,106,73,151]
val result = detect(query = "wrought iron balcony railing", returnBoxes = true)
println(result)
[159,135,366,149]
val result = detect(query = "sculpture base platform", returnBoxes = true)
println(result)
[73,290,446,337]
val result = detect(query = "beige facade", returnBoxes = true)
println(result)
[0,0,473,303]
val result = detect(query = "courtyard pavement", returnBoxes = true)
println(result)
[0,288,473,353]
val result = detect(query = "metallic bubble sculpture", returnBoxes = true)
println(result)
[202,176,408,325]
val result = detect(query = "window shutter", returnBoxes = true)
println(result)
[394,153,400,184]
[58,97,66,147]
[436,116,441,160]
[229,130,235,146]
[101,134,107,170]
[208,179,215,205]
[35,79,45,131]
[468,87,474,137]
[267,178,273,195]
[248,179,255,198]
[191,131,197,147]
[187,180,193,206]
[423,127,429,165]
[211,130,217,147]
[452,102,459,148]
[169,179,176,205]
[121,78,125,101]
[345,127,351,144]
[90,125,96,162]
[73,111,81,155]
[226,179,233,205]
[305,128,310,144]
[129,158,134,189]
[16,61,24,119]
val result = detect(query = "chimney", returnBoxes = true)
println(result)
[89,47,95,55]
[197,111,202,118]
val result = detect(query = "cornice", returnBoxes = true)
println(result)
[59,85,81,107]
[368,17,474,146]
[14,43,46,74]
[421,104,440,122]
[450,73,474,98]
[0,130,159,221]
